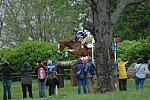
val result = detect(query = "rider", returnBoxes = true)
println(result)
[73,28,88,49]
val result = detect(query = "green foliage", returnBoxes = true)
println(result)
[118,36,150,64]
[64,69,71,80]
[1,0,88,43]
[0,48,14,65]
[0,41,76,72]
[114,1,150,41]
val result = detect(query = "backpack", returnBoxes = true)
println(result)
[148,60,150,71]
[88,62,95,76]
[38,67,46,79]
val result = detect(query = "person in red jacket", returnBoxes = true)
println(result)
[35,59,47,98]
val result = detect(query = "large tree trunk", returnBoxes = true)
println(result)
[93,0,114,93]
[88,0,144,93]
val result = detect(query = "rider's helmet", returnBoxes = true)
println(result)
[73,28,78,33]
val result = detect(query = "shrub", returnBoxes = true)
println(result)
[118,37,150,64]
[0,41,76,72]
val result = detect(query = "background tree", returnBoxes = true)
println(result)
[0,0,87,48]
[114,1,150,41]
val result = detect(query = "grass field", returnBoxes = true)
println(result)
[0,79,150,100]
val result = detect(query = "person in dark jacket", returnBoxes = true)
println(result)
[0,60,12,100]
[35,59,47,98]
[75,57,87,95]
[20,62,33,98]
[84,57,95,93]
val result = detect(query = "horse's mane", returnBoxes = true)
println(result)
[59,38,80,44]
[61,38,74,42]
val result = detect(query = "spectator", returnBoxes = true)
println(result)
[35,59,47,98]
[134,58,146,90]
[0,59,12,100]
[113,61,118,90]
[20,62,33,98]
[46,60,57,96]
[117,58,128,91]
[84,57,95,93]
[75,57,87,95]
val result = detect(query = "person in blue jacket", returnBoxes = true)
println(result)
[46,60,58,96]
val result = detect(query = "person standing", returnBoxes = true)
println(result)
[84,57,95,94]
[46,60,57,96]
[0,60,12,100]
[20,62,33,98]
[117,58,128,91]
[134,58,146,90]
[35,59,47,98]
[113,61,119,90]
[75,57,87,95]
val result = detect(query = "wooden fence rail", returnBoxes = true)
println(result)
[0,72,76,88]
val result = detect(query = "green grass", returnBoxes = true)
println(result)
[0,79,150,100]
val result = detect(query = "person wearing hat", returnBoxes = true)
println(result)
[0,60,12,100]
[117,58,128,91]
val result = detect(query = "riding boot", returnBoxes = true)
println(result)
[83,44,88,49]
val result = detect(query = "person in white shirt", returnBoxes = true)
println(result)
[134,58,146,90]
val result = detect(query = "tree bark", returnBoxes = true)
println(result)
[93,0,114,93]
[92,0,144,93]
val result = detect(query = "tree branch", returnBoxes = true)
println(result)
[110,0,144,29]
[85,0,97,7]
[83,0,98,37]
[83,19,95,34]
[127,0,143,4]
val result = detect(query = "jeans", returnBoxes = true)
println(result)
[2,80,11,100]
[135,76,145,90]
[21,84,33,98]
[38,80,45,98]
[77,78,87,95]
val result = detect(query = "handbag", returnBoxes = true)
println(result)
[144,66,150,74]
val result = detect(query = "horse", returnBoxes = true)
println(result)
[58,38,81,51]
[71,48,92,57]
[58,38,92,56]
